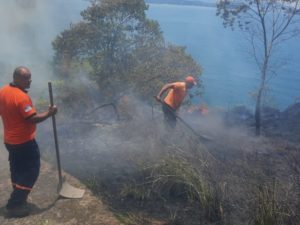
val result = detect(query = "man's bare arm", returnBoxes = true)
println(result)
[156,83,175,101]
[27,106,57,124]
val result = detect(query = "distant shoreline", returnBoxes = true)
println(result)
[146,1,216,8]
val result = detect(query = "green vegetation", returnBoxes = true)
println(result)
[39,97,300,225]
[85,144,223,224]
[250,180,295,225]
[52,0,201,104]
[41,1,300,224]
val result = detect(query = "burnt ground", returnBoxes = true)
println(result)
[1,101,300,225]
[0,144,122,225]
[34,100,300,225]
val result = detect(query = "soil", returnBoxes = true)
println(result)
[0,146,122,225]
[1,101,299,225]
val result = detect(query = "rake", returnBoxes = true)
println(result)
[48,82,85,199]
[155,97,213,143]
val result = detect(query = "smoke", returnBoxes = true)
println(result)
[37,92,300,224]
[0,0,270,173]
[0,0,87,95]
[38,92,265,179]
[0,1,295,222]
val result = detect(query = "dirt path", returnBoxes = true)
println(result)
[0,146,122,225]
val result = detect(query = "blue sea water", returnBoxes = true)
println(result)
[147,4,300,110]
[2,1,297,110]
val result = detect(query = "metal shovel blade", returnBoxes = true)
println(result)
[59,179,85,199]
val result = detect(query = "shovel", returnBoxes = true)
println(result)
[48,82,85,199]
[155,97,213,143]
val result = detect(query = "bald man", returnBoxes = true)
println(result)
[0,66,57,217]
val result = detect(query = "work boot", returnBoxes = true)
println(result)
[5,203,30,218]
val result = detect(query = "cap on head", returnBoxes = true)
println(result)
[185,75,197,86]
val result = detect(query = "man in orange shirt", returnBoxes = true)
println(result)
[156,76,197,128]
[0,66,57,217]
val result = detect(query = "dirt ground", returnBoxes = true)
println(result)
[0,146,122,225]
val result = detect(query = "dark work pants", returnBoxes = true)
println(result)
[162,102,177,129]
[5,139,40,209]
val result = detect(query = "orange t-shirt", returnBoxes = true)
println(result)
[0,84,37,144]
[164,82,187,110]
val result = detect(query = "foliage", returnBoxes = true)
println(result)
[52,0,201,102]
[49,78,96,117]
[216,0,300,135]
[130,44,201,101]
[250,180,294,225]
[120,154,223,222]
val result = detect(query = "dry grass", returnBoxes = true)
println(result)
[248,179,298,225]
[39,100,300,225]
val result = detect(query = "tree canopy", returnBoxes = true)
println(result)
[52,0,201,103]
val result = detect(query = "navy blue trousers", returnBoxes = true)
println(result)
[5,139,40,209]
[162,102,177,129]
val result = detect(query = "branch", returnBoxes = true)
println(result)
[247,2,260,18]
[272,0,300,43]
[250,33,261,70]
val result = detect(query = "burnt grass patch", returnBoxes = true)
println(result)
[38,105,300,225]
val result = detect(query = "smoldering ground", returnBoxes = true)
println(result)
[1,1,299,223]
[37,95,300,224]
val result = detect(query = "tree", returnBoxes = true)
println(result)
[217,0,300,135]
[130,44,201,101]
[52,0,201,103]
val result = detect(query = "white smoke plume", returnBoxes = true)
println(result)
[0,0,88,94]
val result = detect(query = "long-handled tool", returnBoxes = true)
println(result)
[155,97,213,143]
[48,82,85,199]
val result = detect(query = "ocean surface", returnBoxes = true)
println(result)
[1,1,298,110]
[147,4,300,110]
